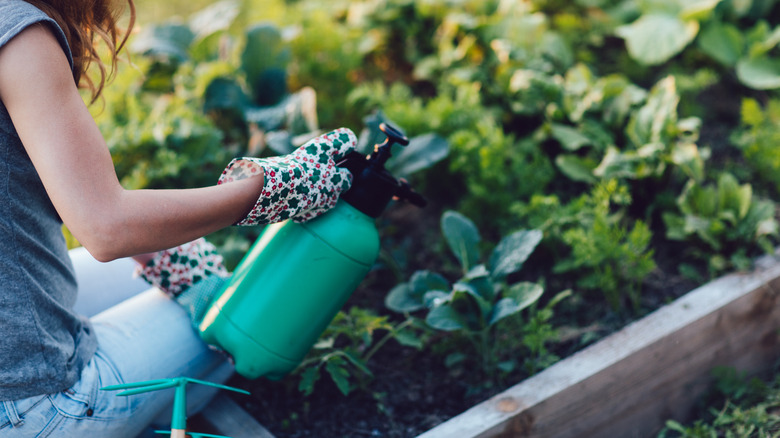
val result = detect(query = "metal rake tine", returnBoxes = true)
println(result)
[101,378,178,391]
[115,381,180,396]
[187,433,236,438]
[180,377,250,395]
[154,430,234,438]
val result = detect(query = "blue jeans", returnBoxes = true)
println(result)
[0,248,233,438]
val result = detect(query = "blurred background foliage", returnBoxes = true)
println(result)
[117,0,780,291]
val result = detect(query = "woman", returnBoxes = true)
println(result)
[0,0,355,436]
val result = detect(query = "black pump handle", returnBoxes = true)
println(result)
[379,123,409,147]
[370,123,409,168]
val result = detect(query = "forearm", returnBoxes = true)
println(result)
[81,176,262,262]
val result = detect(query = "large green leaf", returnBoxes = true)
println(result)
[698,21,744,66]
[189,0,240,40]
[241,23,291,105]
[736,56,780,89]
[386,133,450,178]
[131,23,196,62]
[463,265,496,302]
[488,229,543,280]
[203,77,249,115]
[452,282,492,329]
[626,76,679,147]
[490,282,544,325]
[385,283,419,313]
[680,0,722,20]
[615,13,699,65]
[384,270,450,313]
[716,173,751,220]
[441,211,481,272]
[556,155,598,183]
[425,303,467,331]
[551,124,592,151]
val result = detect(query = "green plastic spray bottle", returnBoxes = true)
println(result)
[198,123,426,380]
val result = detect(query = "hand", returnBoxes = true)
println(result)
[219,128,357,225]
[134,238,229,296]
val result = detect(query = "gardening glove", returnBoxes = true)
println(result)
[134,237,229,297]
[218,127,357,225]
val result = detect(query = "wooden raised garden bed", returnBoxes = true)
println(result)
[415,252,780,438]
[202,252,780,437]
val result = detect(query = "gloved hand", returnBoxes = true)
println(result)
[218,127,357,225]
[135,238,229,296]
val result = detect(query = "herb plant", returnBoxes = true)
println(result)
[295,307,424,397]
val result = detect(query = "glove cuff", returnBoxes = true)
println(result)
[219,157,303,226]
[218,128,358,227]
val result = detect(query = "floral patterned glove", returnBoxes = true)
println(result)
[218,128,357,225]
[134,238,229,296]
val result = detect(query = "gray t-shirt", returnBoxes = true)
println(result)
[0,0,97,400]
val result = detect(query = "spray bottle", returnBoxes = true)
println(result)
[198,123,426,380]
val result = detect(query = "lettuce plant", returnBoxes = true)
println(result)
[663,172,779,274]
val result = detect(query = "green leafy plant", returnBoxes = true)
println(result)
[294,307,424,398]
[551,68,705,186]
[662,172,779,274]
[615,0,780,90]
[94,58,230,191]
[659,366,780,438]
[385,210,557,379]
[542,180,656,313]
[732,97,780,196]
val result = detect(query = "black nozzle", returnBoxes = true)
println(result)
[338,122,426,217]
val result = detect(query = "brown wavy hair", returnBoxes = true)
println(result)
[23,0,136,103]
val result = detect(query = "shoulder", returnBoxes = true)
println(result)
[0,23,76,113]
[0,0,74,71]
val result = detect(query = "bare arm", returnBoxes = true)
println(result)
[0,25,262,262]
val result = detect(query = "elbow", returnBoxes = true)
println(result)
[70,214,128,263]
[78,236,123,263]
[82,245,120,263]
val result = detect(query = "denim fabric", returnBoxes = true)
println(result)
[0,252,233,438]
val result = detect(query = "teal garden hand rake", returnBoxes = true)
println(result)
[102,377,250,438]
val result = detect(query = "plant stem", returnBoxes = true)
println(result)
[479,329,492,381]
[364,318,415,363]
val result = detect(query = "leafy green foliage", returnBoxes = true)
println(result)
[93,58,231,190]
[385,210,562,380]
[519,180,657,313]
[613,0,780,89]
[732,98,780,196]
[294,307,424,397]
[662,173,778,274]
[659,366,780,438]
[117,0,780,407]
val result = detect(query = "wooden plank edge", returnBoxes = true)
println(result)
[199,393,276,438]
[416,253,780,438]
